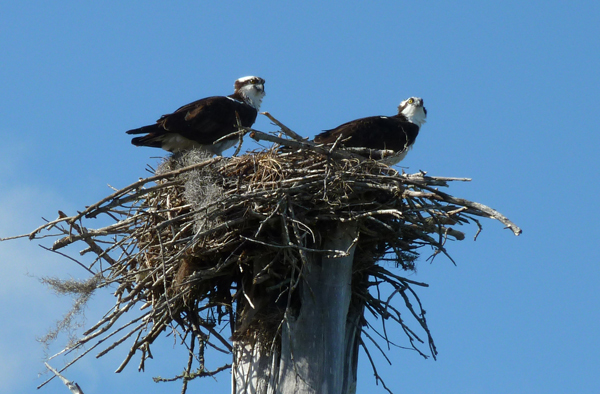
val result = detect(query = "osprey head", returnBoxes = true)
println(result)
[398,97,427,127]
[234,76,265,110]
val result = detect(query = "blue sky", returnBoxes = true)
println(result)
[1,1,599,393]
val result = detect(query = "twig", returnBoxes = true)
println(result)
[249,129,362,161]
[261,111,306,141]
[44,362,85,394]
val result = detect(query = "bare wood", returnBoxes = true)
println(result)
[250,129,364,161]
[261,111,307,141]
[44,363,85,394]
[72,156,224,222]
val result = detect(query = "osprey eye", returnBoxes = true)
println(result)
[408,98,414,104]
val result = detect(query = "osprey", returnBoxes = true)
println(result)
[314,97,427,164]
[126,76,265,155]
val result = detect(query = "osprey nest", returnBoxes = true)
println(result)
[15,118,521,388]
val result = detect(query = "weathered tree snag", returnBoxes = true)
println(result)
[232,222,358,394]
[232,341,275,394]
[278,222,357,394]
[342,298,363,394]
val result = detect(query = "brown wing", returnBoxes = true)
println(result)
[126,96,257,146]
[315,115,420,152]
[158,96,258,144]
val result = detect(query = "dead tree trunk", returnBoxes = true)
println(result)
[232,222,359,394]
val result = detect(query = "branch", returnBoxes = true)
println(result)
[249,129,363,161]
[44,363,85,394]
[261,111,307,141]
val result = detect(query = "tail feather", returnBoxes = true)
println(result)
[126,124,160,135]
[131,134,163,148]
[127,124,164,148]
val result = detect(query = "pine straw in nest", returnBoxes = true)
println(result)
[5,135,521,388]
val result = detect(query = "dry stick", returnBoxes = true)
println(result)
[85,274,156,331]
[369,265,429,288]
[233,111,246,157]
[86,180,180,219]
[44,362,85,394]
[433,191,520,235]
[15,158,222,241]
[50,217,137,251]
[52,310,149,364]
[115,330,145,373]
[397,289,437,358]
[40,319,122,390]
[95,321,147,358]
[156,230,176,325]
[201,324,233,353]
[213,128,245,147]
[360,298,413,353]
[403,286,438,357]
[182,340,195,394]
[73,156,224,223]
[0,215,69,241]
[382,285,434,359]
[154,364,232,383]
[444,195,522,236]
[342,146,396,161]
[38,245,96,275]
[402,173,472,183]
[359,338,394,394]
[361,329,393,366]
[261,111,307,141]
[249,129,362,161]
[401,179,522,235]
[240,234,349,257]
[0,213,72,241]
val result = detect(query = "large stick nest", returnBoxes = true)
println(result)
[5,119,521,389]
